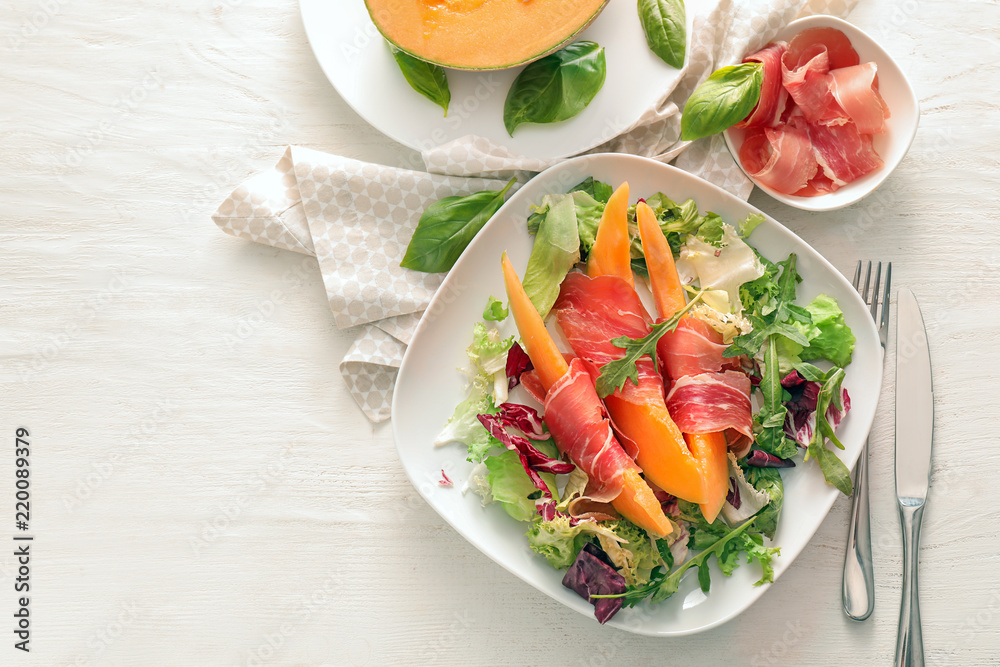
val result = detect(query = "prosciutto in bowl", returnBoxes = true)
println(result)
[724,15,919,212]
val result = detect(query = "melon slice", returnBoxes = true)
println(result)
[365,0,610,71]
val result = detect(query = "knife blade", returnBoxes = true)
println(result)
[894,287,934,667]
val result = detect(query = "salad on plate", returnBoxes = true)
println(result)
[435,177,857,624]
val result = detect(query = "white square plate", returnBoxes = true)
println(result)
[392,153,881,635]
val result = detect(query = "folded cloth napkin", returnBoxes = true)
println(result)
[213,0,856,422]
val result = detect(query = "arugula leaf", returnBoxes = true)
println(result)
[755,337,799,459]
[681,63,763,141]
[503,42,607,136]
[595,292,703,397]
[638,0,686,69]
[401,177,516,273]
[804,368,853,495]
[482,296,508,322]
[388,44,450,115]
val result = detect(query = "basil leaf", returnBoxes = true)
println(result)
[389,44,450,116]
[638,0,686,69]
[680,62,763,141]
[400,177,517,273]
[503,41,606,136]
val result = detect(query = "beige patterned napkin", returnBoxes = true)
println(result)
[213,0,856,422]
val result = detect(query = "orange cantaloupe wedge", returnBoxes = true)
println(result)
[366,0,609,71]
[586,182,634,288]
[637,202,730,523]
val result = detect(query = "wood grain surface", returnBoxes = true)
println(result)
[1,0,998,664]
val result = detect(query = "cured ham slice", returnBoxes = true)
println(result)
[829,62,890,135]
[739,123,818,194]
[657,317,737,381]
[805,120,883,188]
[785,26,860,71]
[664,371,753,439]
[553,272,651,366]
[543,358,640,503]
[736,42,788,129]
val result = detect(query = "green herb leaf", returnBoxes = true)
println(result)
[400,177,517,273]
[680,62,763,141]
[756,336,798,459]
[595,292,704,397]
[503,41,607,136]
[745,466,783,540]
[569,177,614,204]
[805,368,853,495]
[388,44,450,116]
[638,0,686,68]
[482,296,508,322]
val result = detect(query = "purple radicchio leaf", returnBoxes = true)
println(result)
[477,413,575,476]
[497,402,550,440]
[725,477,742,509]
[781,372,851,448]
[506,343,533,391]
[562,543,626,624]
[745,450,796,468]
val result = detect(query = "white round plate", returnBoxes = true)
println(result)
[724,15,920,211]
[299,0,690,160]
[392,153,882,636]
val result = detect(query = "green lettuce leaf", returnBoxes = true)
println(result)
[799,294,856,367]
[522,194,581,318]
[745,466,783,540]
[525,514,592,569]
[485,449,556,522]
[482,296,508,322]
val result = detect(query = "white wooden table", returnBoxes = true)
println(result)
[2,1,997,664]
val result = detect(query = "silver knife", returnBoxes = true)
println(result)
[894,288,934,667]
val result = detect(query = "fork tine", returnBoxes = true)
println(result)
[880,262,892,331]
[869,262,883,321]
[852,260,863,290]
[861,260,873,306]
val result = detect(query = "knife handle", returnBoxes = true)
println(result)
[843,439,875,620]
[895,501,925,667]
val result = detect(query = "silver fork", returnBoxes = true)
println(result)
[842,260,892,621]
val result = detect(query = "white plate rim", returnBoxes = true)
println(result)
[391,152,882,636]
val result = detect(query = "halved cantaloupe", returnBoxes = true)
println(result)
[365,0,609,71]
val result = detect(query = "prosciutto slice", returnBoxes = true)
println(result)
[553,272,668,410]
[739,123,818,194]
[805,120,884,188]
[553,272,652,367]
[543,358,640,503]
[785,26,860,71]
[829,63,890,135]
[657,317,737,381]
[736,42,788,128]
[664,371,753,439]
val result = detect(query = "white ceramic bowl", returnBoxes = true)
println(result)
[723,15,919,211]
